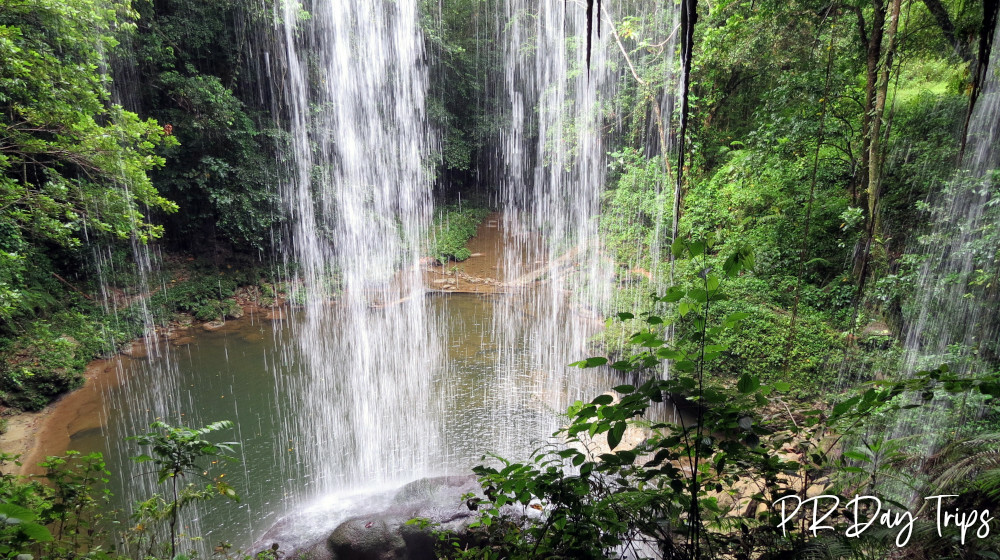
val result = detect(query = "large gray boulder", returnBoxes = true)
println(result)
[256,475,483,560]
[327,475,481,560]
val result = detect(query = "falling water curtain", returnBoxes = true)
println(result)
[961,0,1000,160]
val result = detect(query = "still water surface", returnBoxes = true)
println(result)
[58,293,604,551]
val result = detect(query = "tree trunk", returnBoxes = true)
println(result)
[857,0,886,225]
[866,0,903,233]
[920,0,965,59]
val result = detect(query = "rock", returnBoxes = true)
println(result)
[260,476,483,560]
[202,321,226,331]
[327,476,481,560]
[328,517,410,560]
[468,253,485,258]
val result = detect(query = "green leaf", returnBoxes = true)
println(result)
[613,384,635,394]
[18,523,52,543]
[832,396,861,417]
[724,312,750,326]
[592,394,614,406]
[737,374,760,394]
[0,504,35,523]
[661,286,686,302]
[671,237,685,258]
[842,451,869,462]
[570,357,608,368]
[608,421,626,451]
[723,247,755,277]
[616,449,637,464]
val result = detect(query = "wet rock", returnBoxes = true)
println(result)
[261,476,483,560]
[328,517,411,560]
[327,476,480,560]
[202,321,226,331]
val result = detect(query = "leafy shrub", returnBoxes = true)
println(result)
[430,205,489,264]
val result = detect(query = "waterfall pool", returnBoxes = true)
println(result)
[24,291,609,553]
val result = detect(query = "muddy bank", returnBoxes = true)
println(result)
[0,304,280,476]
[1,358,119,475]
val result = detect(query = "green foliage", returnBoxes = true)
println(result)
[159,274,239,321]
[128,0,283,252]
[0,0,176,248]
[688,143,850,283]
[420,0,504,194]
[600,148,669,267]
[0,305,136,411]
[0,451,111,560]
[128,420,240,558]
[458,239,1000,558]
[429,205,489,264]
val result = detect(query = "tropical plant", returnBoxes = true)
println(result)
[128,420,240,558]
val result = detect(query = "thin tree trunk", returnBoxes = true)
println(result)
[866,0,903,233]
[857,0,886,236]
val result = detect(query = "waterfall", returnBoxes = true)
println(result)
[902,33,1000,380]
[883,24,1000,484]
[70,0,677,552]
[270,0,439,494]
[486,0,619,444]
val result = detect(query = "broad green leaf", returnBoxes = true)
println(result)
[737,374,760,394]
[832,396,861,417]
[608,421,626,451]
[19,522,52,542]
[671,237,685,258]
[842,451,869,462]
[569,357,608,368]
